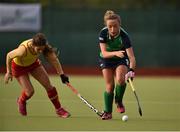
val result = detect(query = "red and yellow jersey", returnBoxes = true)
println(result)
[13,39,40,67]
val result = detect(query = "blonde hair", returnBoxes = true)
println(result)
[104,10,121,25]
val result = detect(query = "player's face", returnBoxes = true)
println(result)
[34,45,46,54]
[106,19,120,37]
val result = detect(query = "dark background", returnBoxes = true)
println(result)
[0,0,180,70]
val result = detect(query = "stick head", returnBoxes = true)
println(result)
[139,107,143,116]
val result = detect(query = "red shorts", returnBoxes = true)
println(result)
[12,59,41,77]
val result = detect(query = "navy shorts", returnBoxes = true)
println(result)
[98,57,129,69]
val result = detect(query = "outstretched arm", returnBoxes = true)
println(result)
[45,52,69,84]
[45,52,64,75]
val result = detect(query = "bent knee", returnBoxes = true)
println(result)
[116,78,126,85]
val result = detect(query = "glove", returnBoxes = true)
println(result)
[60,74,69,84]
[125,68,135,82]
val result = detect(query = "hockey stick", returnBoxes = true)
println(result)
[128,78,143,116]
[66,83,103,117]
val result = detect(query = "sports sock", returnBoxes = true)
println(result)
[115,84,126,103]
[47,87,61,109]
[104,91,114,113]
[19,91,31,103]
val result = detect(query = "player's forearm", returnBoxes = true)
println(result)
[101,51,117,58]
[48,57,64,75]
[126,47,136,70]
[129,56,136,70]
[6,53,12,73]
[45,52,65,75]
[55,61,64,75]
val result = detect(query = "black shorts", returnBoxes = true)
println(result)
[98,57,129,69]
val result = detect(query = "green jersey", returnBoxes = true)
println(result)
[98,27,132,59]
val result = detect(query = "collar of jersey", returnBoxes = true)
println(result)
[108,29,120,40]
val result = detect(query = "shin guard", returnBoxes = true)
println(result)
[47,87,61,109]
[115,84,126,103]
[104,91,114,113]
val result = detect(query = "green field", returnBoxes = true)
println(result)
[0,74,180,131]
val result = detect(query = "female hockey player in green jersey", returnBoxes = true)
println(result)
[98,10,136,120]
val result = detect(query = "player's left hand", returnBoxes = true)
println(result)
[60,74,69,84]
[4,72,13,84]
[125,68,135,82]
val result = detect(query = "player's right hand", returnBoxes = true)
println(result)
[115,51,125,58]
[60,74,69,84]
[4,72,13,84]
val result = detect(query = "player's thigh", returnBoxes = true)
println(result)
[102,68,115,91]
[30,65,52,89]
[16,74,34,95]
[115,65,128,84]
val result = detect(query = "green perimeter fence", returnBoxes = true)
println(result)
[0,7,180,68]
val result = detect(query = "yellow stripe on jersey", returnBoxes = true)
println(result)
[13,39,40,67]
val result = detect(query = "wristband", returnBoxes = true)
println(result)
[129,68,134,72]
